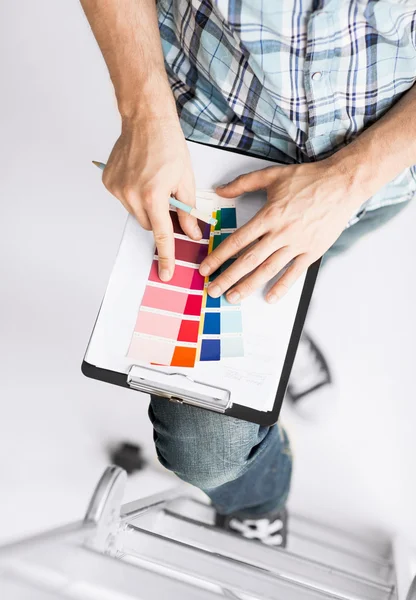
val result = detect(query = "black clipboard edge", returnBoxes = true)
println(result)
[226,258,321,425]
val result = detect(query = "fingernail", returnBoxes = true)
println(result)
[199,264,210,276]
[208,284,221,298]
[267,294,278,304]
[216,183,227,189]
[227,290,240,304]
[159,268,171,282]
[193,225,202,239]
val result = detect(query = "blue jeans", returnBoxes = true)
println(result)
[149,201,409,516]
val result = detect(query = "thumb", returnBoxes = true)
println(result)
[216,166,278,197]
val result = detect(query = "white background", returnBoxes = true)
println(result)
[1,0,415,555]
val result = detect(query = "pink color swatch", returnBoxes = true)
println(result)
[135,310,182,339]
[128,336,175,365]
[149,260,197,290]
[141,286,189,314]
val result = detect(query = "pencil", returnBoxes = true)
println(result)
[92,161,217,226]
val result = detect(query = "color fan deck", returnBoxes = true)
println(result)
[127,202,244,367]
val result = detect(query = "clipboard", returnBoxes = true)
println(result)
[82,140,320,425]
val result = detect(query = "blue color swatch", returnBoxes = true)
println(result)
[221,207,237,229]
[206,294,221,308]
[198,203,244,362]
[220,295,233,307]
[203,312,221,335]
[221,311,242,333]
[200,339,221,361]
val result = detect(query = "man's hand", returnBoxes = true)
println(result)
[79,0,199,281]
[103,116,201,281]
[198,81,416,305]
[199,160,367,303]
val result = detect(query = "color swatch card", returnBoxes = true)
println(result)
[127,193,244,368]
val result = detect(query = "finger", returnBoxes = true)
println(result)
[205,235,287,298]
[120,196,152,230]
[147,205,175,281]
[216,166,280,198]
[199,213,268,278]
[266,255,310,304]
[175,184,202,241]
[105,179,152,230]
[128,203,152,230]
[223,246,295,304]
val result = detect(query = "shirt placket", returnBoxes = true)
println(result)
[304,8,336,160]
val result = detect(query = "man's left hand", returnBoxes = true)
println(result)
[199,160,366,304]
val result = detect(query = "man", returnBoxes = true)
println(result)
[80,0,415,547]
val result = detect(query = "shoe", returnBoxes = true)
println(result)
[215,507,288,548]
[286,331,332,412]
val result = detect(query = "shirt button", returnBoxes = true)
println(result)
[311,71,323,81]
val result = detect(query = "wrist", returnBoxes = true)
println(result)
[117,72,177,122]
[325,146,375,211]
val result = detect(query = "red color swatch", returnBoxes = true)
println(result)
[177,320,199,343]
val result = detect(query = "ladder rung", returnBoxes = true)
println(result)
[122,525,340,600]
[127,510,394,600]
[163,497,393,583]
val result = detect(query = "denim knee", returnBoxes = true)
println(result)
[149,398,263,490]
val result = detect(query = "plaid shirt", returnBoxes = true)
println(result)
[157,0,416,219]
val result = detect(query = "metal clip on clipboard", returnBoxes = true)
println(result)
[127,365,232,413]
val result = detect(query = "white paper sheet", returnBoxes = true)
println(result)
[84,142,307,412]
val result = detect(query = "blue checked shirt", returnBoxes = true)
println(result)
[157,0,416,222]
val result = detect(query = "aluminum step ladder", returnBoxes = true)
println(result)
[0,465,410,600]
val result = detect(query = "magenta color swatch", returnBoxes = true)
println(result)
[184,294,203,316]
[190,269,205,291]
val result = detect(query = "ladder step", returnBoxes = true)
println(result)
[128,508,394,600]
[122,525,343,600]
[290,514,391,562]
[164,497,393,584]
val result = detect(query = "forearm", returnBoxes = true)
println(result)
[79,0,176,120]
[331,84,416,208]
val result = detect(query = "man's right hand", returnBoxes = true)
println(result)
[102,115,201,281]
